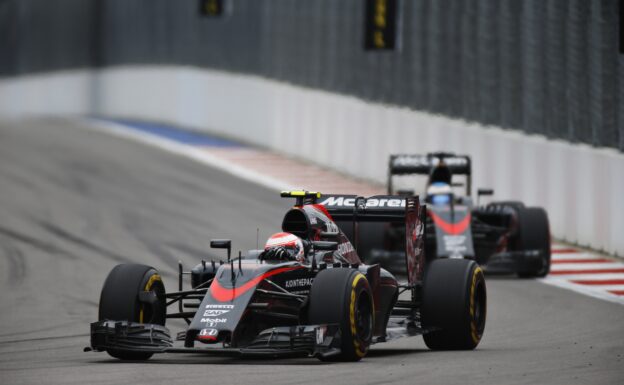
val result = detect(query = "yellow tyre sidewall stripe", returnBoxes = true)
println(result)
[348,272,373,358]
[469,266,483,344]
[139,273,162,323]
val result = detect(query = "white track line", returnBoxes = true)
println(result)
[545,273,624,281]
[550,262,624,271]
[551,253,604,260]
[86,119,295,192]
[539,278,624,305]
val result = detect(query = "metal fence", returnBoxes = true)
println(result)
[1,0,622,151]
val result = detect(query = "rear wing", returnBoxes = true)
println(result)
[388,153,472,196]
[319,194,412,222]
[317,194,426,285]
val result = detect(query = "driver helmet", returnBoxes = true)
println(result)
[426,182,453,205]
[264,232,305,262]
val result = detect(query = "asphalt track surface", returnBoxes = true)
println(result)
[0,119,623,385]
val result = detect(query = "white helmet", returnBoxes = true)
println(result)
[263,232,305,262]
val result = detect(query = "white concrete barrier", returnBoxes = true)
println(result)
[1,65,622,256]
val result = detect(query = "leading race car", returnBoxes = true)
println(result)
[87,191,486,362]
[349,153,551,278]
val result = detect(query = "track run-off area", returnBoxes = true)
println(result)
[0,119,623,385]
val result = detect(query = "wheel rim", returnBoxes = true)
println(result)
[140,279,165,324]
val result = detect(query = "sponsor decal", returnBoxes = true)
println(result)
[392,155,428,168]
[411,221,424,242]
[199,328,218,337]
[205,304,234,309]
[320,196,405,208]
[325,221,338,233]
[210,266,304,302]
[201,318,227,326]
[285,278,314,288]
[316,326,327,345]
[392,155,468,168]
[443,235,468,257]
[204,309,230,316]
[364,0,398,50]
[337,241,355,255]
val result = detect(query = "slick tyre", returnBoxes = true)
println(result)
[493,201,525,210]
[422,259,486,350]
[99,264,166,360]
[514,207,551,278]
[308,268,374,362]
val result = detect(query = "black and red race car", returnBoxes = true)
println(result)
[350,153,551,278]
[87,191,486,361]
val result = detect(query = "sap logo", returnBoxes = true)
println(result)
[320,197,405,208]
[204,309,230,317]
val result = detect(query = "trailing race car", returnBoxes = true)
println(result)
[350,153,550,278]
[87,191,487,362]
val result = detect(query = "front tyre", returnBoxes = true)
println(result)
[422,259,486,350]
[98,264,166,360]
[308,268,374,361]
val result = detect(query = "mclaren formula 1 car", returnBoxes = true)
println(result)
[87,191,486,362]
[350,153,551,278]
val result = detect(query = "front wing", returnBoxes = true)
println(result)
[88,320,342,359]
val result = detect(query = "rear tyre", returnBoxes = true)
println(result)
[492,201,525,210]
[98,264,166,360]
[308,268,374,361]
[422,259,486,350]
[514,207,551,278]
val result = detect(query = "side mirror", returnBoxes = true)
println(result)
[477,188,494,206]
[311,241,338,251]
[210,239,232,261]
[319,231,339,240]
[396,189,415,196]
